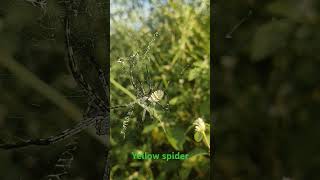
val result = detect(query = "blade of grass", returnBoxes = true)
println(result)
[0,51,105,144]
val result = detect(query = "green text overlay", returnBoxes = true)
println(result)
[131,152,189,161]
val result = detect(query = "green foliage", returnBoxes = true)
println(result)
[251,20,292,60]
[216,0,320,179]
[194,131,203,142]
[110,0,210,179]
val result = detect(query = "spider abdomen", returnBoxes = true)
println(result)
[148,90,164,103]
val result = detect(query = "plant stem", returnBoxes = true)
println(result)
[202,131,210,152]
[0,51,105,144]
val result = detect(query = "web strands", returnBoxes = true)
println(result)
[63,0,107,48]
[0,117,99,149]
[65,18,109,138]
[116,32,159,97]
[114,33,199,139]
[64,0,108,111]
[115,32,162,139]
[0,1,109,179]
[0,0,107,148]
[64,2,110,179]
[116,32,159,68]
[64,4,106,99]
[24,0,47,10]
[46,139,78,180]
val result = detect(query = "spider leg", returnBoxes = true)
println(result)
[136,78,146,96]
[129,62,149,99]
[129,66,141,97]
[120,106,134,139]
[82,95,109,136]
[83,96,98,118]
[0,117,100,150]
[141,109,146,122]
[65,17,107,112]
[154,101,169,111]
[87,56,110,101]
[127,55,145,98]
[95,115,109,136]
[103,148,110,180]
[145,64,153,95]
[109,101,136,110]
[128,62,145,96]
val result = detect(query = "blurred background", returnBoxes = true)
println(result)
[214,0,320,179]
[0,0,108,179]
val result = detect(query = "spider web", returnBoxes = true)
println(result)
[110,30,178,148]
[0,0,109,179]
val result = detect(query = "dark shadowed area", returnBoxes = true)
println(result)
[0,0,107,179]
[214,0,320,179]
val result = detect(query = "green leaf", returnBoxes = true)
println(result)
[166,126,186,151]
[188,147,209,159]
[169,96,179,105]
[251,20,292,61]
[267,0,302,20]
[206,133,210,147]
[142,123,157,134]
[179,167,192,179]
[180,148,209,178]
[188,68,201,81]
[194,131,203,142]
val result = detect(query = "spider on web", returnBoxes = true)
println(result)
[0,10,108,150]
[113,36,195,140]
[0,2,110,179]
[111,35,186,139]
[115,66,170,139]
